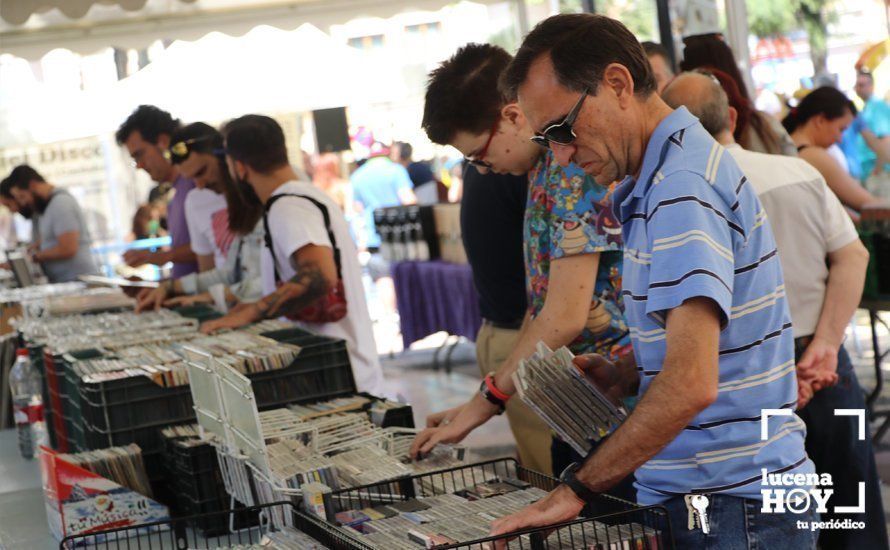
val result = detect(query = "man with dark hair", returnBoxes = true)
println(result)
[200,115,384,394]
[3,165,99,282]
[116,105,198,278]
[135,123,264,312]
[492,14,817,547]
[391,141,438,204]
[641,41,674,94]
[411,41,633,486]
[663,71,886,549]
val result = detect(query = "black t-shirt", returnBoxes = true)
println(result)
[406,161,435,187]
[460,163,528,324]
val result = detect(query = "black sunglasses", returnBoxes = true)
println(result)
[530,87,590,148]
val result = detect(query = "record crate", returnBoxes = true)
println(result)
[58,501,326,549]
[160,429,260,536]
[72,331,356,495]
[294,457,673,550]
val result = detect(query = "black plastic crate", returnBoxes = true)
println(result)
[295,458,673,550]
[59,501,302,549]
[76,333,356,460]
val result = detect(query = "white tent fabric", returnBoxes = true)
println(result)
[0,23,402,148]
[0,0,166,25]
[0,0,475,59]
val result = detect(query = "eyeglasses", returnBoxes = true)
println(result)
[530,87,590,148]
[465,119,500,169]
[166,136,224,163]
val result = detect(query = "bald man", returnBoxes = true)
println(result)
[663,72,886,550]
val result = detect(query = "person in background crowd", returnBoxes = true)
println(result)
[200,115,384,394]
[457,162,553,475]
[171,123,235,274]
[351,141,417,319]
[391,141,439,205]
[412,42,633,499]
[664,71,886,549]
[783,86,883,212]
[116,105,198,278]
[841,70,890,194]
[312,153,351,213]
[0,177,33,247]
[2,165,99,283]
[491,14,816,547]
[135,124,265,312]
[129,204,165,241]
[681,34,798,156]
[641,41,674,94]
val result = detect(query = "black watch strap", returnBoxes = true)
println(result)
[559,462,596,502]
[479,379,506,414]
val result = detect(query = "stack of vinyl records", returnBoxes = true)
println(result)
[56,443,153,498]
[513,343,627,456]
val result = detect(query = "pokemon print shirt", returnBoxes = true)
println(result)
[524,150,631,360]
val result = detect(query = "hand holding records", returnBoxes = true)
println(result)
[512,343,628,457]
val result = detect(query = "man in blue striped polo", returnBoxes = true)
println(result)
[491,14,818,549]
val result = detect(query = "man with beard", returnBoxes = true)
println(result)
[0,176,36,247]
[135,123,265,311]
[2,165,99,282]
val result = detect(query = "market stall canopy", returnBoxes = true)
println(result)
[0,0,475,59]
[0,23,402,147]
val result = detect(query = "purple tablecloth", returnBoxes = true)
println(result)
[392,260,482,348]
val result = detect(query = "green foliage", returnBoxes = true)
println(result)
[748,0,796,37]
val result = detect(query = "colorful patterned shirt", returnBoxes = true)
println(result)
[524,151,631,360]
[613,107,813,505]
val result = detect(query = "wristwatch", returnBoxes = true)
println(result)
[479,373,507,415]
[559,462,597,503]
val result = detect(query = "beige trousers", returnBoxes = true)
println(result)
[476,322,553,475]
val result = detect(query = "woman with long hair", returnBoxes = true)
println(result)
[783,87,881,211]
[681,34,798,156]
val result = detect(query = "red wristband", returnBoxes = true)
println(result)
[484,374,511,403]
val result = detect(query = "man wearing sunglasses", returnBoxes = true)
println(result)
[116,105,198,279]
[411,43,633,493]
[488,15,816,549]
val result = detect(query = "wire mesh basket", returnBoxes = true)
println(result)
[294,457,673,550]
[58,501,321,549]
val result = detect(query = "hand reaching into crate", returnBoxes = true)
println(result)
[488,484,584,549]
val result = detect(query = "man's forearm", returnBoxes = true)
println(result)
[35,245,76,262]
[255,261,330,319]
[493,305,587,395]
[163,244,197,265]
[814,247,869,346]
[576,365,710,491]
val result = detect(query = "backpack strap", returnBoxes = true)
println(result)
[262,193,343,285]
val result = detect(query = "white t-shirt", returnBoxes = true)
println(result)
[727,145,859,337]
[262,180,383,394]
[185,188,234,270]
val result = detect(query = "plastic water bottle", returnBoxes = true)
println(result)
[10,348,46,459]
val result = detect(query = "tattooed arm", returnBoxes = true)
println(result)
[199,244,337,333]
[254,245,337,318]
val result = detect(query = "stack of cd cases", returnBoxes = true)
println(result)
[512,343,627,456]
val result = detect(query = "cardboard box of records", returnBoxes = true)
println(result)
[432,203,467,265]
[39,444,169,541]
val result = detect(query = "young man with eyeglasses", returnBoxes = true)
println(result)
[411,44,633,492]
[116,105,198,278]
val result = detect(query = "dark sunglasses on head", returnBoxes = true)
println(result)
[530,86,590,148]
[166,136,225,163]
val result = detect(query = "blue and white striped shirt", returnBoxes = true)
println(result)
[613,108,813,505]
